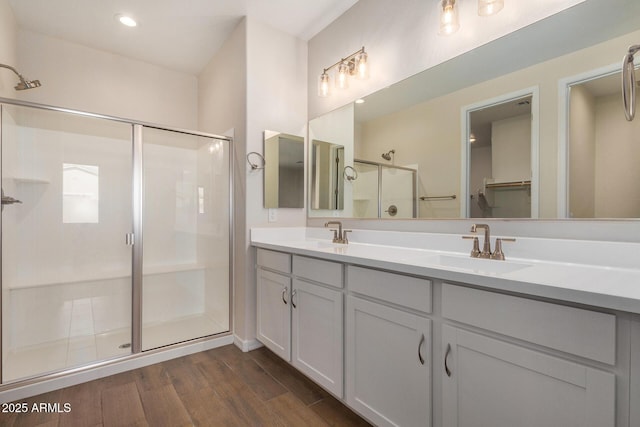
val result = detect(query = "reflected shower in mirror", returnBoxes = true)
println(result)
[310,140,344,210]
[565,67,640,218]
[264,131,304,209]
[466,93,535,219]
[351,160,417,218]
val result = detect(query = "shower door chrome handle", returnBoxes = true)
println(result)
[1,188,22,211]
[1,196,22,205]
[1,187,22,211]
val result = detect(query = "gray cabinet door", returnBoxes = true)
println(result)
[256,268,291,361]
[346,296,431,427]
[291,278,343,397]
[441,325,615,427]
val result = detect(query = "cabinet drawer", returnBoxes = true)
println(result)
[442,284,616,365]
[293,255,343,288]
[347,266,432,313]
[257,248,291,274]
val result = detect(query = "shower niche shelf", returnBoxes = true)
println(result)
[8,176,50,184]
[7,263,209,289]
[144,262,207,276]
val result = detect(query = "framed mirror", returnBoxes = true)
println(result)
[264,131,304,209]
[308,0,640,220]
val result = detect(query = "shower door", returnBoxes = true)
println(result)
[141,127,230,350]
[1,104,134,382]
[381,166,417,219]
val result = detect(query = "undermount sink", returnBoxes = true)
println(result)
[422,254,532,275]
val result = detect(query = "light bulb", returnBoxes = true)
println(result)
[439,0,459,35]
[116,14,137,27]
[336,61,350,90]
[318,72,330,97]
[356,52,369,79]
[478,0,504,16]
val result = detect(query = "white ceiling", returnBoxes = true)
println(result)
[9,0,358,75]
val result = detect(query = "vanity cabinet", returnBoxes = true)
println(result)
[441,283,616,427]
[256,249,344,397]
[254,244,631,427]
[346,266,432,427]
[256,250,292,361]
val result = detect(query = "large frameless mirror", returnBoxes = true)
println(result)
[307,0,640,220]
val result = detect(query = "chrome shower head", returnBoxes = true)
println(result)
[381,149,395,161]
[0,63,42,91]
[15,78,41,91]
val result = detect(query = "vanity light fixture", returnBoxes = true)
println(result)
[318,47,368,97]
[469,133,476,143]
[478,0,504,16]
[439,0,460,36]
[439,0,504,36]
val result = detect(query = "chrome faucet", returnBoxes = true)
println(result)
[324,221,351,244]
[470,223,492,258]
[465,223,516,260]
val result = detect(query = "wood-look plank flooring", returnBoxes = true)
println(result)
[0,344,371,427]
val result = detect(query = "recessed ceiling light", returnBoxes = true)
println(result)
[116,14,137,27]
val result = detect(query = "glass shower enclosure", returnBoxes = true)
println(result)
[0,99,232,383]
[352,159,417,218]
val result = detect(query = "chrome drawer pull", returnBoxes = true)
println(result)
[418,333,425,365]
[282,287,288,305]
[291,289,297,308]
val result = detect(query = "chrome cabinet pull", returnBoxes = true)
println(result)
[291,289,297,308]
[282,287,288,305]
[418,333,425,365]
[444,343,452,377]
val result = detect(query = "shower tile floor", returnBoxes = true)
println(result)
[3,314,227,382]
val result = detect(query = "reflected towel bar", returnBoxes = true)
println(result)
[485,180,531,189]
[419,195,456,201]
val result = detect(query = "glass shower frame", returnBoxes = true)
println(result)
[353,159,417,218]
[0,97,233,387]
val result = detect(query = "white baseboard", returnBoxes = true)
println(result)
[0,334,234,404]
[233,334,263,352]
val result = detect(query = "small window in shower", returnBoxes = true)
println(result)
[63,163,99,223]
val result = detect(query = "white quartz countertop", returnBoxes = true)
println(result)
[250,227,640,314]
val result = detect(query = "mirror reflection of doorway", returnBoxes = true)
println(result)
[563,68,640,218]
[464,89,538,218]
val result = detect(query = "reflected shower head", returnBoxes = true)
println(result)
[15,78,41,91]
[381,149,395,161]
[0,63,42,91]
